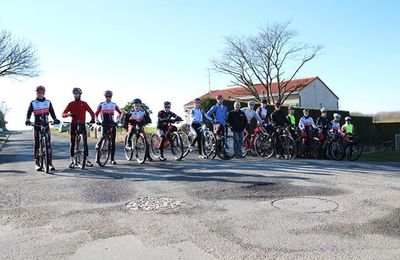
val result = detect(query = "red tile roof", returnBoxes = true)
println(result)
[185,77,318,107]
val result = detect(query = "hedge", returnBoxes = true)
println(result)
[199,97,400,145]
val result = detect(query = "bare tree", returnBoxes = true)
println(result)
[0,29,39,78]
[212,22,322,105]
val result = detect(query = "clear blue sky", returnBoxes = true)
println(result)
[1,0,399,129]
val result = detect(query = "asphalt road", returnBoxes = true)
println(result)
[0,131,399,259]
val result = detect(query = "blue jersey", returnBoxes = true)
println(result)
[206,103,228,125]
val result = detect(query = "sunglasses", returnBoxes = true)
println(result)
[105,96,112,98]
[165,106,171,109]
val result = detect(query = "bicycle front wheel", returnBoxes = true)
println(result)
[217,135,236,160]
[124,134,134,161]
[170,132,183,161]
[202,130,216,159]
[179,131,191,158]
[150,132,161,158]
[42,136,50,173]
[135,133,148,164]
[75,135,87,169]
[96,136,110,167]
[347,142,362,161]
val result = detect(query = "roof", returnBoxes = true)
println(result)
[185,77,321,107]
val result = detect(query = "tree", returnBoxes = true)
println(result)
[0,29,39,78]
[212,22,322,105]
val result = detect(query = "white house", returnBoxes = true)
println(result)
[184,77,339,121]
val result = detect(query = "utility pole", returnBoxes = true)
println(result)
[208,68,211,94]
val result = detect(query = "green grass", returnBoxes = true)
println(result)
[359,150,400,162]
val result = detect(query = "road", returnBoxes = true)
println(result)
[0,131,399,259]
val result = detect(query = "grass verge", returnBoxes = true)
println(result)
[359,150,400,162]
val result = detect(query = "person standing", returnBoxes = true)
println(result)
[316,108,331,140]
[62,87,95,168]
[206,94,228,136]
[25,86,60,171]
[190,98,206,159]
[227,101,248,159]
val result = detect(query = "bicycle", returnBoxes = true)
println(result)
[345,135,362,161]
[124,123,149,164]
[242,124,268,157]
[178,123,215,159]
[295,127,323,159]
[29,116,53,174]
[150,119,184,161]
[95,122,118,167]
[71,120,91,169]
[261,126,296,160]
[207,123,236,160]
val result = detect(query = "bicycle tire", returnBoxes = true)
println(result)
[170,132,183,161]
[217,135,236,160]
[124,134,134,161]
[150,132,161,158]
[42,136,50,173]
[347,142,362,161]
[179,131,191,158]
[202,130,216,159]
[135,133,148,164]
[96,135,110,167]
[75,135,87,169]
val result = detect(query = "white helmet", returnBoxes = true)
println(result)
[320,108,327,113]
[334,113,341,119]
[345,116,352,121]
[248,100,256,106]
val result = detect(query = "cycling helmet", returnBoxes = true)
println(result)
[36,85,46,93]
[345,116,352,121]
[248,100,256,106]
[72,87,82,94]
[320,108,327,113]
[275,101,281,107]
[288,106,294,110]
[104,90,113,97]
[194,98,201,103]
[334,113,341,119]
[164,101,171,107]
[303,109,310,114]
[216,94,223,100]
[133,98,142,104]
[261,98,268,104]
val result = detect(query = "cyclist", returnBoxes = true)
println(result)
[190,98,206,159]
[25,86,60,171]
[341,116,355,138]
[286,106,296,129]
[62,87,95,168]
[95,90,122,165]
[227,101,247,158]
[157,101,183,161]
[331,113,341,133]
[241,100,263,128]
[125,98,151,146]
[206,94,228,136]
[316,108,331,139]
[298,109,317,144]
[270,101,290,127]
[256,99,270,124]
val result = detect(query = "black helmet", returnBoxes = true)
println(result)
[72,87,82,94]
[261,98,268,104]
[133,98,142,104]
[194,98,201,103]
[164,101,171,107]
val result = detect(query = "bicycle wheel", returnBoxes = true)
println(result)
[202,130,216,159]
[263,135,276,159]
[150,132,161,158]
[254,134,266,157]
[310,138,322,159]
[42,136,50,173]
[217,135,236,160]
[96,136,110,167]
[179,131,191,158]
[347,141,362,161]
[328,139,346,161]
[124,134,134,161]
[75,135,87,169]
[135,133,148,164]
[280,135,296,160]
[170,132,183,161]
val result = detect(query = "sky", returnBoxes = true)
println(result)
[1,0,399,129]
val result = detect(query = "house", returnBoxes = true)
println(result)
[184,77,339,122]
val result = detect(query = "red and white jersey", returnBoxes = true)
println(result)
[331,121,341,132]
[31,99,51,116]
[95,101,121,123]
[129,109,146,122]
[299,116,316,130]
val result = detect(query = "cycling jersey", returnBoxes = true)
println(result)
[271,110,289,127]
[317,116,331,130]
[287,114,296,127]
[241,107,263,124]
[157,110,178,129]
[331,120,341,132]
[26,98,57,124]
[299,116,317,131]
[206,103,228,125]
[256,107,269,121]
[191,107,204,123]
[62,100,95,124]
[342,123,354,134]
[95,101,122,125]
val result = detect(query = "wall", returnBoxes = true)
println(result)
[299,78,338,110]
